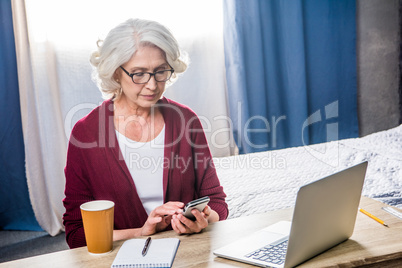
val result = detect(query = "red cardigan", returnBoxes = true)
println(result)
[62,97,228,248]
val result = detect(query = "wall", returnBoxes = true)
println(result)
[356,0,401,136]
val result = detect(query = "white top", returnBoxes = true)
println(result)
[115,126,165,215]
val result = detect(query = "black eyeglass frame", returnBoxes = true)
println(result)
[119,66,175,84]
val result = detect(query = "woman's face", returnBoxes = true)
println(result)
[117,45,169,109]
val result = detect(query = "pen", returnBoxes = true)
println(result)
[142,237,152,256]
[359,207,389,227]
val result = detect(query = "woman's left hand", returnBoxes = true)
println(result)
[171,205,217,234]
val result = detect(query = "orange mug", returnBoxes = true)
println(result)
[80,200,114,254]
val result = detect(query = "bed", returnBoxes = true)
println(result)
[216,124,402,219]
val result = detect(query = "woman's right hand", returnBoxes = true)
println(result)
[140,201,184,236]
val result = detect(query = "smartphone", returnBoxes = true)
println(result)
[181,196,210,220]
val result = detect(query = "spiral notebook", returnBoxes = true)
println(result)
[111,238,180,268]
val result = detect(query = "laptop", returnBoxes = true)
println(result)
[214,162,368,268]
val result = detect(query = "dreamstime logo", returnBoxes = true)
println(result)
[301,101,339,167]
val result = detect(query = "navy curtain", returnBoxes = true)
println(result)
[223,0,359,154]
[0,0,41,230]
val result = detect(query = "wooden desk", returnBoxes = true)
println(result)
[1,197,401,267]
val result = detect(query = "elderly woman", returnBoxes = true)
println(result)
[63,18,228,248]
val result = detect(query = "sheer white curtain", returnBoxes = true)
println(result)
[12,0,233,235]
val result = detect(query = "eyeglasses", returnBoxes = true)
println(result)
[120,66,174,84]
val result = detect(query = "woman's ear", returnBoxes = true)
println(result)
[113,70,120,83]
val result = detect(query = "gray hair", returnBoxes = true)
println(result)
[90,18,188,100]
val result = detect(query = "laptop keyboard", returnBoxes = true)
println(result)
[245,239,288,265]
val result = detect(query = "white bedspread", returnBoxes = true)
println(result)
[215,124,402,219]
